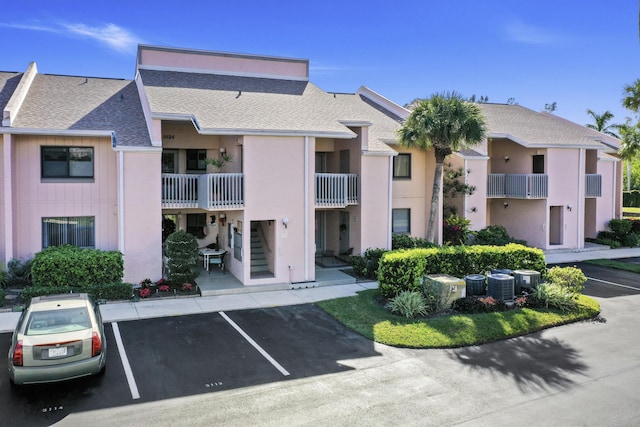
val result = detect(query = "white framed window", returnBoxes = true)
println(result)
[42,216,95,248]
[393,153,411,179]
[42,147,94,178]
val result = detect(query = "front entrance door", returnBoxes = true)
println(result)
[315,211,325,255]
[549,206,563,246]
[339,211,350,254]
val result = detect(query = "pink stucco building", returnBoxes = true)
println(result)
[0,45,622,286]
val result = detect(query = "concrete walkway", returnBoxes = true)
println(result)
[2,245,640,334]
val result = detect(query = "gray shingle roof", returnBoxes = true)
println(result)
[479,103,620,150]
[139,69,402,152]
[11,74,151,147]
[0,72,22,114]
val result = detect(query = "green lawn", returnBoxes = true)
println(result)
[316,289,600,348]
[585,258,640,273]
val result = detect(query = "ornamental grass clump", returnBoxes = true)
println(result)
[386,291,428,318]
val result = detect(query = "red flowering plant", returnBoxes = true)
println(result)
[138,287,151,298]
[158,284,170,292]
[181,283,194,292]
[155,278,168,286]
[443,214,471,245]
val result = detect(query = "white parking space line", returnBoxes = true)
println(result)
[587,276,640,291]
[219,311,290,377]
[111,322,141,399]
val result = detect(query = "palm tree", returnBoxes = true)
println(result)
[585,109,620,138]
[623,79,640,112]
[398,92,487,243]
[619,120,640,191]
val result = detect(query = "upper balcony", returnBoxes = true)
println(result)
[315,173,359,208]
[487,174,548,199]
[162,173,244,210]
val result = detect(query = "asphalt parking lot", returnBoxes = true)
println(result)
[0,304,380,427]
[553,260,640,298]
[1,261,639,426]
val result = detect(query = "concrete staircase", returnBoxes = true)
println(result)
[250,227,270,274]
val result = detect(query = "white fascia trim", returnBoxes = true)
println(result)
[3,62,38,127]
[135,72,160,147]
[339,120,372,127]
[356,86,410,119]
[197,128,356,139]
[363,150,397,157]
[112,145,163,153]
[137,64,309,82]
[488,133,605,150]
[453,151,490,161]
[0,127,113,138]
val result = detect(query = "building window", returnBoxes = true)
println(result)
[393,153,411,179]
[532,155,545,174]
[392,209,410,234]
[186,213,207,239]
[42,216,95,248]
[186,149,207,172]
[42,147,94,178]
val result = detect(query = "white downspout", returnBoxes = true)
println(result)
[613,160,618,218]
[3,135,14,261]
[304,136,310,281]
[388,155,394,249]
[577,149,585,248]
[118,150,125,252]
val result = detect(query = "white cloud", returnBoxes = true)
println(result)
[0,21,142,54]
[504,20,561,46]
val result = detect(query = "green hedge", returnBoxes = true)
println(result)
[31,245,123,288]
[21,282,134,302]
[378,244,545,298]
[623,190,640,207]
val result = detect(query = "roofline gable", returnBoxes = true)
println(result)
[3,62,37,126]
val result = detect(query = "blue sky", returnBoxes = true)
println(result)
[1,0,639,128]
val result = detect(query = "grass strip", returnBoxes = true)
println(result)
[316,289,600,348]
[584,258,640,274]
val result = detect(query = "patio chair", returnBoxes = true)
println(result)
[209,251,227,273]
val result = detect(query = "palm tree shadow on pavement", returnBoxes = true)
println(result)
[448,334,588,393]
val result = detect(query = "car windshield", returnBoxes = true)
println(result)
[25,307,92,336]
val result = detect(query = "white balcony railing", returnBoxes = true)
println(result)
[585,174,602,197]
[487,174,548,199]
[161,174,199,208]
[198,173,244,210]
[161,173,244,210]
[315,173,359,207]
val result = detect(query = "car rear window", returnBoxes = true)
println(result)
[25,307,92,336]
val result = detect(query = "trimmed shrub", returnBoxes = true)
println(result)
[378,244,545,298]
[165,230,199,285]
[4,258,33,287]
[385,291,428,318]
[31,246,123,288]
[472,225,526,246]
[0,288,4,307]
[622,233,640,247]
[609,219,633,237]
[21,282,134,302]
[392,234,437,250]
[350,248,388,279]
[0,269,6,289]
[546,266,586,297]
